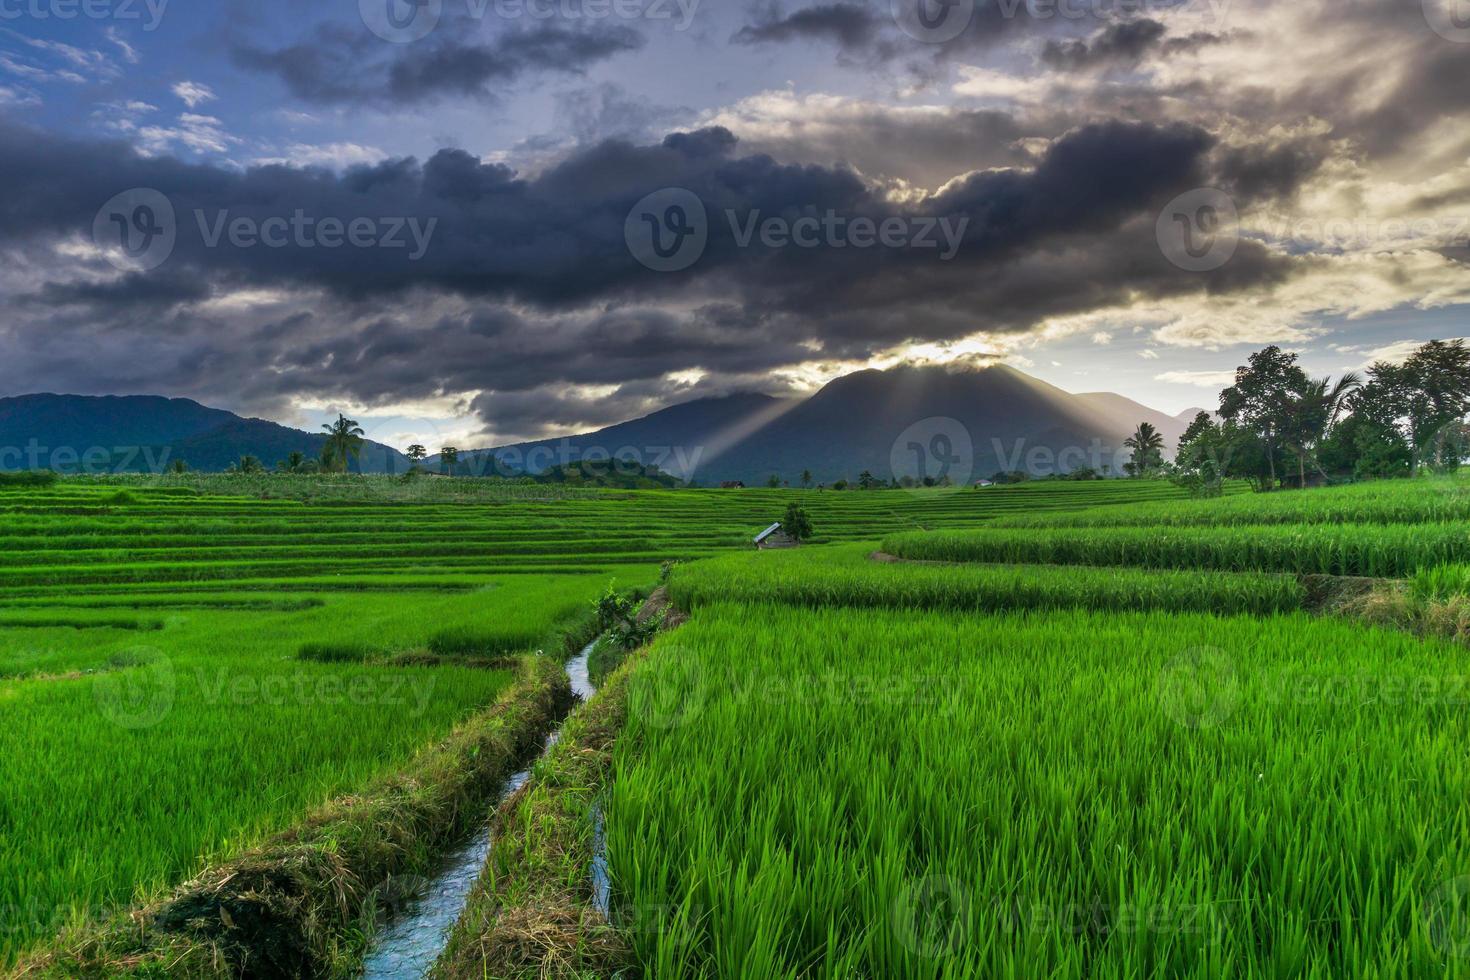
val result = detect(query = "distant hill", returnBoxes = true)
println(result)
[456,363,1199,485]
[1,365,1197,482]
[0,393,410,474]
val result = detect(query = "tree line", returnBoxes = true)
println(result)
[1157,339,1470,493]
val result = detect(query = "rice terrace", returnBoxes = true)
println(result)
[1,448,1469,977]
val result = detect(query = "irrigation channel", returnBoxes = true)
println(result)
[360,639,602,978]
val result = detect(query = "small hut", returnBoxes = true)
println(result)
[753,521,798,550]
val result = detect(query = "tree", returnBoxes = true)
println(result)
[1219,346,1310,489]
[277,451,309,474]
[1123,422,1166,477]
[321,414,365,474]
[168,458,189,475]
[766,473,781,488]
[857,470,882,490]
[1280,372,1361,487]
[800,469,813,489]
[232,455,264,474]
[780,502,814,542]
[1394,340,1470,472]
[407,445,427,472]
[440,446,459,476]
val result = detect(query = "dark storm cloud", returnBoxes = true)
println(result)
[232,20,644,106]
[32,270,212,310]
[1038,18,1225,71]
[1216,138,1327,202]
[1040,18,1167,69]
[729,0,1180,66]
[732,3,885,51]
[0,111,1314,436]
[1,116,1252,314]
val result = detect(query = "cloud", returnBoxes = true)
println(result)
[0,84,40,108]
[1155,370,1235,386]
[136,113,238,156]
[732,3,885,53]
[1040,19,1227,72]
[171,81,216,108]
[232,21,644,107]
[252,143,389,170]
[105,27,139,65]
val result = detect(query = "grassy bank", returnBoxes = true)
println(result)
[16,654,573,978]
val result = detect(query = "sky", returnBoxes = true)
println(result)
[3,0,1470,450]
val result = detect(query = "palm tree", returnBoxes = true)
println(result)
[321,414,365,474]
[1124,422,1165,477]
[800,469,813,489]
[233,455,264,475]
[440,446,459,476]
[277,451,308,473]
[1285,372,1362,487]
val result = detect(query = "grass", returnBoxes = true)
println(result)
[22,655,573,977]
[883,522,1470,577]
[3,475,1173,964]
[605,603,1470,979]
[13,470,1466,976]
[670,545,1307,616]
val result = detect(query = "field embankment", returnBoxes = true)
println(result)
[16,654,572,978]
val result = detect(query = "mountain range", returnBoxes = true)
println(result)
[452,363,1200,484]
[0,393,410,475]
[0,364,1200,482]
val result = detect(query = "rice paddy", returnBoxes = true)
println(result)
[1,474,1181,967]
[7,472,1470,977]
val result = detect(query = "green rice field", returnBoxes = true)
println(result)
[7,472,1470,978]
[0,475,1187,967]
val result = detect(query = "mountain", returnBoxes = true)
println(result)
[461,363,1200,485]
[1073,391,1198,441]
[439,393,794,480]
[0,394,411,474]
[1,365,1200,483]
